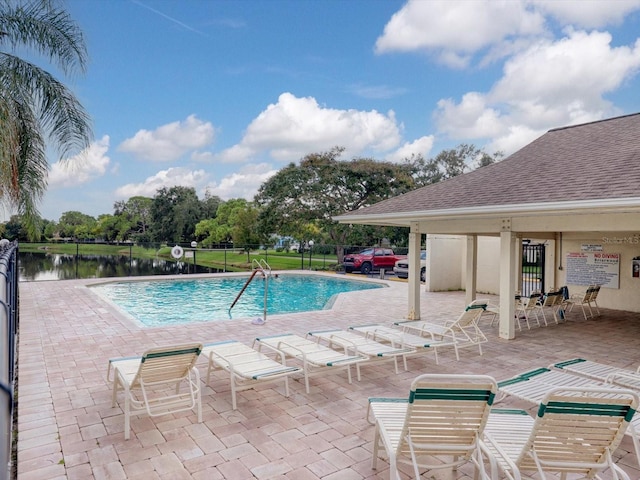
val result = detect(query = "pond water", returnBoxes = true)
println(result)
[19,251,219,281]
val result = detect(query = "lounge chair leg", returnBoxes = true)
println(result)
[111,378,118,408]
[124,387,131,440]
[371,424,380,469]
[229,371,237,410]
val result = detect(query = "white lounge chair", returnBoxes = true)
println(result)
[553,358,640,392]
[201,340,302,409]
[368,373,497,480]
[515,292,542,329]
[565,284,601,320]
[109,343,203,440]
[306,329,415,376]
[482,386,638,480]
[253,333,367,393]
[496,366,640,468]
[534,289,564,325]
[348,323,454,364]
[393,299,489,358]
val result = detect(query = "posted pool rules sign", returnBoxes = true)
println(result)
[566,252,620,289]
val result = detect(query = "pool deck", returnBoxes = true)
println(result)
[17,272,640,479]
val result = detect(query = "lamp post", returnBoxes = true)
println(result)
[300,241,305,270]
[308,240,314,270]
[191,241,197,274]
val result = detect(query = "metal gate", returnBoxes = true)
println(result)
[522,243,545,296]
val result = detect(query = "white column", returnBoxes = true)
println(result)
[499,230,517,339]
[407,223,421,320]
[465,235,477,305]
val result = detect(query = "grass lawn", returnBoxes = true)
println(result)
[19,242,339,272]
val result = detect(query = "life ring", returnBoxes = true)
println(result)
[171,245,184,259]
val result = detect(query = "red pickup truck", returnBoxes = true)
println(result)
[342,247,406,275]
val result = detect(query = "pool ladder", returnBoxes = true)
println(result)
[229,259,272,322]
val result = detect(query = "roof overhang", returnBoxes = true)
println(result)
[334,197,640,236]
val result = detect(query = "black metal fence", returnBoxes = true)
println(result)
[0,241,18,479]
[19,242,410,281]
[522,242,545,296]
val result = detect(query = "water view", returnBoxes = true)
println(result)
[18,251,219,281]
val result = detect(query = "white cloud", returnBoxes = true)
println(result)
[386,136,435,163]
[114,167,209,199]
[118,115,215,161]
[434,29,640,154]
[531,0,640,28]
[492,30,640,112]
[49,135,111,187]
[375,0,545,68]
[435,93,504,139]
[215,93,403,163]
[206,163,278,200]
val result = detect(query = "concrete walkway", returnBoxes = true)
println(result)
[17,273,640,479]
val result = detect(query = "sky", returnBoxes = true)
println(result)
[25,0,640,222]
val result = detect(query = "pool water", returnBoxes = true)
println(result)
[90,273,383,327]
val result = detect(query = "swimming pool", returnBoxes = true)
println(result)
[90,273,384,327]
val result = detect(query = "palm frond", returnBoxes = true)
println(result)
[0,0,88,76]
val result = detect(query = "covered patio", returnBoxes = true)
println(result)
[336,113,640,339]
[17,274,640,479]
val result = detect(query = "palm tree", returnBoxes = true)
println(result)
[0,0,92,238]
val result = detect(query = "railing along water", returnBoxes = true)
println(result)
[0,240,18,479]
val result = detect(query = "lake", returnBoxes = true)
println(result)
[19,251,221,281]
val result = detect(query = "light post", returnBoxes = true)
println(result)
[191,241,197,274]
[300,241,305,270]
[308,240,314,270]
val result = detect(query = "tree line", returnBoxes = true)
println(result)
[2,145,502,250]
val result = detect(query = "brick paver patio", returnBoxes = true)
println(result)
[17,273,640,479]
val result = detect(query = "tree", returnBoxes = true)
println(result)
[0,0,92,239]
[194,198,261,250]
[410,144,503,187]
[114,196,153,242]
[149,186,202,243]
[3,214,28,240]
[57,210,95,239]
[230,203,263,261]
[255,147,416,260]
[200,189,222,219]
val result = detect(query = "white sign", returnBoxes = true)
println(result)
[581,244,603,252]
[566,252,620,289]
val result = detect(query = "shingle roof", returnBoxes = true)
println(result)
[340,113,640,218]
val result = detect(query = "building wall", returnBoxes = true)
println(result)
[424,234,464,291]
[476,237,500,294]
[559,232,640,313]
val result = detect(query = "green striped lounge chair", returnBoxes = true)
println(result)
[482,386,638,480]
[306,329,416,376]
[393,299,490,359]
[253,333,367,393]
[553,358,640,391]
[109,343,203,440]
[201,340,302,410]
[368,373,497,480]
